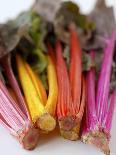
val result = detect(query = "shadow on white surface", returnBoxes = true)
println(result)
[0,126,105,155]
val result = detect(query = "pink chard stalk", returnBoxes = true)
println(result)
[82,29,116,155]
[0,78,39,150]
[0,55,30,120]
[0,38,39,150]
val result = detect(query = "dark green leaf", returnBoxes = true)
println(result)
[54,1,95,49]
[55,1,95,30]
[82,52,95,71]
[0,11,33,57]
[31,48,48,74]
[63,46,70,68]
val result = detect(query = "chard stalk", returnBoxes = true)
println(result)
[82,52,97,136]
[56,40,76,140]
[0,54,30,120]
[16,54,56,132]
[56,39,85,140]
[0,78,39,150]
[45,55,58,116]
[82,29,116,155]
[105,88,116,134]
[0,34,39,150]
[96,29,116,125]
[69,23,82,114]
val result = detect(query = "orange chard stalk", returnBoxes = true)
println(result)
[69,23,85,137]
[69,23,82,114]
[56,39,85,140]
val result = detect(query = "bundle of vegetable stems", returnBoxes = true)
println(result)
[0,1,116,154]
[82,29,116,155]
[56,24,85,140]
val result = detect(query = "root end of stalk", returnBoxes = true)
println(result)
[20,127,39,150]
[37,113,56,132]
[82,131,110,155]
[59,116,80,141]
[60,129,79,141]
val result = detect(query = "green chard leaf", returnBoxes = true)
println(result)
[54,1,95,52]
[29,48,48,74]
[82,52,95,71]
[55,1,95,30]
[63,45,94,72]
[0,10,49,90]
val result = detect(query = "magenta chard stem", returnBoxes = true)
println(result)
[96,29,116,125]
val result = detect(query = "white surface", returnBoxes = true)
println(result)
[0,0,116,155]
[0,0,34,23]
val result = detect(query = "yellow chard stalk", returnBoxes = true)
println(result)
[24,61,47,105]
[45,55,58,117]
[16,54,56,132]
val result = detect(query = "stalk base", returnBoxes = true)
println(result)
[37,113,56,132]
[59,116,80,141]
[19,127,39,150]
[82,131,110,155]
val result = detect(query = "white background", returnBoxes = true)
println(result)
[0,0,116,155]
[0,0,116,23]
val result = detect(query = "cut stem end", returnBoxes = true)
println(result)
[59,116,80,140]
[19,127,39,150]
[37,113,56,132]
